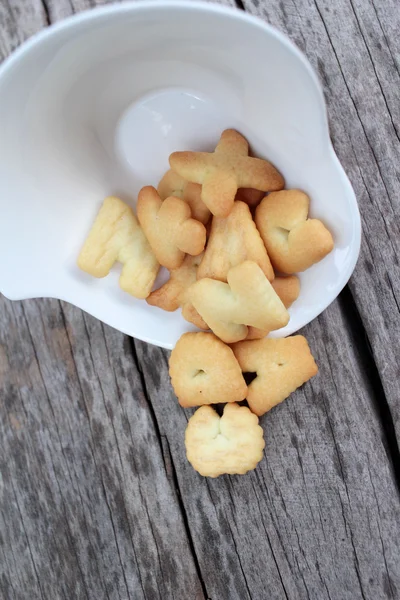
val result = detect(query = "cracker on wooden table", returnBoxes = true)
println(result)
[232,335,318,416]
[169,332,247,407]
[77,196,159,299]
[185,403,265,477]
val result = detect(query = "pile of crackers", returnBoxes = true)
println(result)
[78,129,334,478]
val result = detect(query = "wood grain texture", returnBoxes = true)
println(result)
[1,0,400,599]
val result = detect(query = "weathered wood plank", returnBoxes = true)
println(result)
[0,296,205,600]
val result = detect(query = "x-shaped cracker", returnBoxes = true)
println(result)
[255,190,334,274]
[78,196,159,299]
[232,336,318,416]
[189,261,289,343]
[137,186,207,270]
[170,129,284,218]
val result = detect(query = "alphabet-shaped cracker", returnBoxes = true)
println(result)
[158,169,211,224]
[255,190,334,274]
[189,261,289,343]
[232,336,318,416]
[170,129,284,218]
[185,403,265,477]
[197,201,274,282]
[169,332,247,407]
[147,253,208,330]
[77,196,159,299]
[137,186,207,270]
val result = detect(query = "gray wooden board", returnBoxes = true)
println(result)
[0,1,400,599]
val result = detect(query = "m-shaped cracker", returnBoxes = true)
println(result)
[147,253,208,330]
[169,332,247,407]
[158,169,211,225]
[78,196,159,299]
[170,129,284,218]
[185,403,265,477]
[137,186,207,270]
[232,336,318,416]
[247,275,300,339]
[197,201,274,282]
[189,261,289,343]
[255,190,334,274]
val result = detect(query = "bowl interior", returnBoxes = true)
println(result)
[0,2,360,348]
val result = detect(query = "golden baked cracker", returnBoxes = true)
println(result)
[232,336,318,416]
[170,129,284,218]
[147,253,208,330]
[246,275,300,339]
[137,186,207,270]
[255,190,334,274]
[189,261,289,343]
[77,196,159,299]
[169,332,247,407]
[235,188,265,208]
[197,201,274,282]
[185,403,265,477]
[158,169,211,225]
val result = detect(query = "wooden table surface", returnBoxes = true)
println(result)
[1,0,400,599]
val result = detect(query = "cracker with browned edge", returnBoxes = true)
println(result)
[247,275,300,339]
[147,254,207,330]
[190,261,289,343]
[197,201,274,282]
[169,332,247,407]
[185,403,265,477]
[158,169,211,225]
[77,196,159,299]
[232,336,318,416]
[137,186,206,270]
[170,129,284,218]
[255,190,334,274]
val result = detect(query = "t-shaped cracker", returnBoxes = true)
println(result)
[77,196,159,299]
[147,253,208,330]
[189,261,289,343]
[169,332,247,407]
[185,403,265,477]
[255,190,334,274]
[170,129,284,218]
[137,186,207,270]
[158,169,211,225]
[232,336,318,416]
[197,201,274,282]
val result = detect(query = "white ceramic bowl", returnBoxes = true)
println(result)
[0,1,361,349]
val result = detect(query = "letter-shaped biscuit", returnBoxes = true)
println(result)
[147,254,208,330]
[170,129,284,218]
[185,403,265,477]
[189,261,289,343]
[158,169,211,225]
[169,332,247,407]
[247,275,300,339]
[137,186,207,270]
[255,190,334,274]
[77,196,159,299]
[232,336,318,416]
[197,201,274,282]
